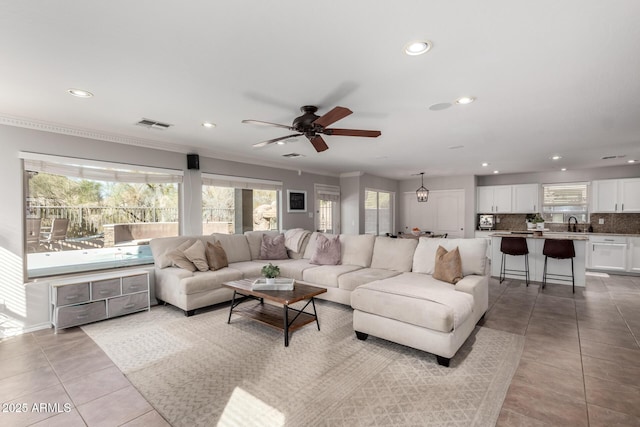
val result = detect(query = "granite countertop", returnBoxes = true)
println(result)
[489,232,590,241]
[480,230,640,238]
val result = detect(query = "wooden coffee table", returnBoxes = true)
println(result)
[222,278,327,347]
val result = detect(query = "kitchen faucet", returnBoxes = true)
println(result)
[568,216,578,232]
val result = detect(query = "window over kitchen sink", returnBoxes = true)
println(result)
[542,183,589,223]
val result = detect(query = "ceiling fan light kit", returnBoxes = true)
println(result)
[243,105,381,153]
[416,172,429,202]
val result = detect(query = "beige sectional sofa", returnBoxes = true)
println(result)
[149,231,488,366]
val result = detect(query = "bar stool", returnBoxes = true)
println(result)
[499,237,530,286]
[542,239,576,293]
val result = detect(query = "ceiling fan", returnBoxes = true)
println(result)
[242,105,381,152]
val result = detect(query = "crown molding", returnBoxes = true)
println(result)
[0,113,341,178]
[0,113,188,154]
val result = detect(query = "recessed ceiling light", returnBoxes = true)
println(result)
[404,40,432,56]
[67,88,93,98]
[202,122,216,128]
[561,168,567,171]
[628,159,637,163]
[276,141,286,145]
[551,155,562,160]
[481,162,489,167]
[455,96,475,105]
[493,170,499,174]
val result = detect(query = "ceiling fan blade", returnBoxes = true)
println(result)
[312,106,352,128]
[253,133,302,148]
[308,135,329,152]
[324,128,381,138]
[242,119,294,131]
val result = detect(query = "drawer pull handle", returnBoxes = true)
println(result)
[123,303,136,309]
[99,290,112,295]
[128,285,140,290]
[604,239,615,242]
[65,295,79,300]
[76,314,89,319]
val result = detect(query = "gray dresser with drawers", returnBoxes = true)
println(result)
[50,269,150,331]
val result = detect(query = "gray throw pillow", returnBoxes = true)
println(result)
[260,233,288,260]
[310,234,341,265]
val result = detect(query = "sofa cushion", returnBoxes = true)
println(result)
[206,241,229,271]
[433,246,463,284]
[229,260,294,277]
[370,236,418,272]
[302,264,362,288]
[310,234,341,265]
[413,238,487,276]
[182,240,209,272]
[207,233,252,263]
[167,239,197,272]
[340,234,376,267]
[337,268,401,292]
[350,273,474,333]
[277,259,319,281]
[260,233,289,260]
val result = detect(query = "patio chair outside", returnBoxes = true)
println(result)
[41,218,69,251]
[26,218,42,252]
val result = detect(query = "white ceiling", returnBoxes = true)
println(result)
[2,1,639,180]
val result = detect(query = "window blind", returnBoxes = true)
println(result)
[315,184,340,202]
[20,152,183,184]
[202,173,283,191]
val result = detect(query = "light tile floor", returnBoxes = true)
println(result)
[1,273,639,426]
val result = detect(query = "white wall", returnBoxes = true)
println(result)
[0,124,339,335]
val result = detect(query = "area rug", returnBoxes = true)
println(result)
[82,301,524,427]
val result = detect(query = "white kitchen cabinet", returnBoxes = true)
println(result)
[592,178,640,213]
[629,237,640,273]
[512,184,539,213]
[621,179,640,212]
[588,235,627,271]
[477,185,512,213]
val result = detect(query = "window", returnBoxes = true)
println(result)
[541,183,588,223]
[315,184,340,233]
[364,189,394,235]
[22,153,182,278]
[202,174,282,234]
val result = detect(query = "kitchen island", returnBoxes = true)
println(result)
[490,232,588,288]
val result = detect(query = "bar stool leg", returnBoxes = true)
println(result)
[542,256,548,290]
[571,257,575,294]
[500,253,506,283]
[525,254,530,286]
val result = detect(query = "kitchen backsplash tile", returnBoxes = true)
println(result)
[492,213,640,234]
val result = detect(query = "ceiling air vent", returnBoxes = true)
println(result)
[136,118,173,130]
[601,155,626,160]
[282,153,304,158]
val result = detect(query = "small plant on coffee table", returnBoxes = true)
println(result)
[261,263,280,279]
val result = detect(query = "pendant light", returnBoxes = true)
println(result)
[416,172,429,202]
